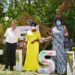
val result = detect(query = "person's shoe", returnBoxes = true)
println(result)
[22,70,26,72]
[10,68,14,71]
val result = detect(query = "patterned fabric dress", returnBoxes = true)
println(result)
[52,26,67,74]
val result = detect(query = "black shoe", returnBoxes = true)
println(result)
[10,68,14,71]
[22,70,26,72]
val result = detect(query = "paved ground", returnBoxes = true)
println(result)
[0,64,58,75]
[0,69,58,75]
[0,70,58,75]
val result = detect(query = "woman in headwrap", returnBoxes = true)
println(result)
[23,22,41,72]
[37,17,69,74]
[51,17,69,75]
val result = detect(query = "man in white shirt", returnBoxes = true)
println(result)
[4,20,21,71]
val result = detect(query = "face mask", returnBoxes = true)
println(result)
[56,20,61,26]
[31,26,36,30]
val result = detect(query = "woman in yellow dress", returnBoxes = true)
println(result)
[23,22,41,71]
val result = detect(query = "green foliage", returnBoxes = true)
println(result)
[0,2,5,18]
[0,2,3,13]
[0,0,75,40]
[62,4,75,41]
[0,0,75,64]
[72,47,75,51]
[28,0,58,27]
[67,54,73,62]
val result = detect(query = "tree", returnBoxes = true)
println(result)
[56,0,72,16]
[0,2,5,18]
[0,0,75,49]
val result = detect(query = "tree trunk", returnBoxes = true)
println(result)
[56,0,72,16]
[43,0,72,50]
[28,0,31,5]
[14,0,17,8]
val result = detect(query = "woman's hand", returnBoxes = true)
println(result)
[44,36,52,42]
[40,36,52,43]
[64,26,69,37]
[31,39,39,44]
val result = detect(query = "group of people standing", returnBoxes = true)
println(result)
[3,17,69,75]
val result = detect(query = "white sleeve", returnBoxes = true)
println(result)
[4,29,8,37]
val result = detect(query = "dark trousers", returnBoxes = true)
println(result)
[5,42,17,70]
